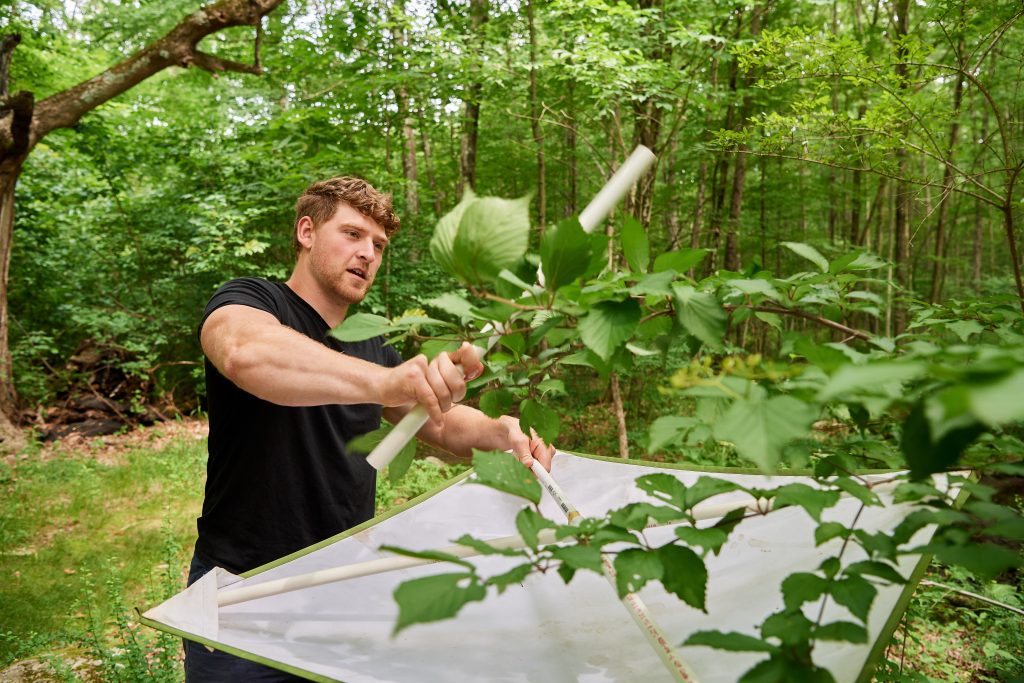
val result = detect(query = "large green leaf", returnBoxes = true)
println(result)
[613,548,662,597]
[672,284,727,351]
[653,249,707,273]
[621,216,650,273]
[685,630,778,653]
[519,398,561,443]
[452,195,531,285]
[471,449,541,504]
[657,544,707,610]
[713,396,817,470]
[541,216,591,291]
[578,299,641,361]
[393,572,485,634]
[782,241,828,272]
[430,187,476,278]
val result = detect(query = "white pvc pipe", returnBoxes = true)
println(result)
[218,529,560,608]
[215,477,906,609]
[578,145,656,233]
[536,465,700,683]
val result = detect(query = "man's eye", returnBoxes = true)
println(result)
[374,243,385,252]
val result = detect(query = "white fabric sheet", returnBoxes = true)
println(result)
[144,453,950,682]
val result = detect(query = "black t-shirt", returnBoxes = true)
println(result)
[195,277,402,574]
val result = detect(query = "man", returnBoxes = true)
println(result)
[186,177,554,681]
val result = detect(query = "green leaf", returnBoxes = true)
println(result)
[829,251,886,273]
[967,369,1024,427]
[814,522,849,546]
[613,548,662,597]
[430,187,476,278]
[378,545,475,570]
[486,563,534,594]
[452,195,531,285]
[635,473,689,510]
[781,572,829,610]
[550,545,605,573]
[610,502,684,530]
[728,279,782,301]
[713,396,817,470]
[928,543,1023,579]
[479,389,514,419]
[388,437,418,483]
[453,534,526,557]
[657,544,707,611]
[793,338,850,373]
[844,560,905,584]
[947,319,984,342]
[654,249,708,273]
[829,575,876,622]
[330,313,394,342]
[471,449,541,504]
[541,216,592,291]
[818,362,926,401]
[426,292,476,322]
[519,398,561,443]
[782,241,828,272]
[814,621,868,643]
[515,507,556,550]
[647,416,698,453]
[831,477,882,507]
[685,477,743,508]
[673,284,727,351]
[774,483,839,520]
[578,299,641,361]
[901,401,986,480]
[685,630,778,653]
[393,572,485,634]
[630,270,676,296]
[675,526,729,554]
[762,610,813,645]
[621,216,650,273]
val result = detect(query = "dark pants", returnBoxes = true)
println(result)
[184,552,306,682]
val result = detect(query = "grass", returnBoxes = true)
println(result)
[1,421,1020,681]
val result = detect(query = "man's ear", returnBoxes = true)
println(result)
[295,216,315,250]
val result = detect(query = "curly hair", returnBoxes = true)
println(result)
[293,176,401,253]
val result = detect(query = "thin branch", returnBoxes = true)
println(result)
[188,50,263,75]
[727,303,874,342]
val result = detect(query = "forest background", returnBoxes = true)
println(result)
[1,0,1023,681]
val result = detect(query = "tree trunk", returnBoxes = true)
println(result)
[892,0,911,334]
[392,0,418,215]
[457,0,488,198]
[664,137,681,249]
[418,121,442,215]
[564,80,577,218]
[610,372,629,458]
[0,0,282,441]
[525,0,545,234]
[929,46,965,303]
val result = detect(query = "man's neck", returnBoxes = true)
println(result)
[284,269,349,329]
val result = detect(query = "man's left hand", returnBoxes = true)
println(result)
[498,415,555,471]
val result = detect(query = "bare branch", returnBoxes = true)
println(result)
[188,50,263,75]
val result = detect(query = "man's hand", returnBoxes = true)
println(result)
[498,415,555,471]
[379,342,483,425]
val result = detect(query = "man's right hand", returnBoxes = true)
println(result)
[378,342,483,425]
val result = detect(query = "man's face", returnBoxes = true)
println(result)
[302,203,389,305]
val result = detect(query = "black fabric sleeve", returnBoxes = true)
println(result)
[197,278,283,340]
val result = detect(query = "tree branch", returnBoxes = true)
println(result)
[727,303,874,342]
[187,50,263,75]
[28,0,283,148]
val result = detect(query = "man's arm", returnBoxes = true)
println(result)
[201,304,481,424]
[384,403,555,471]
